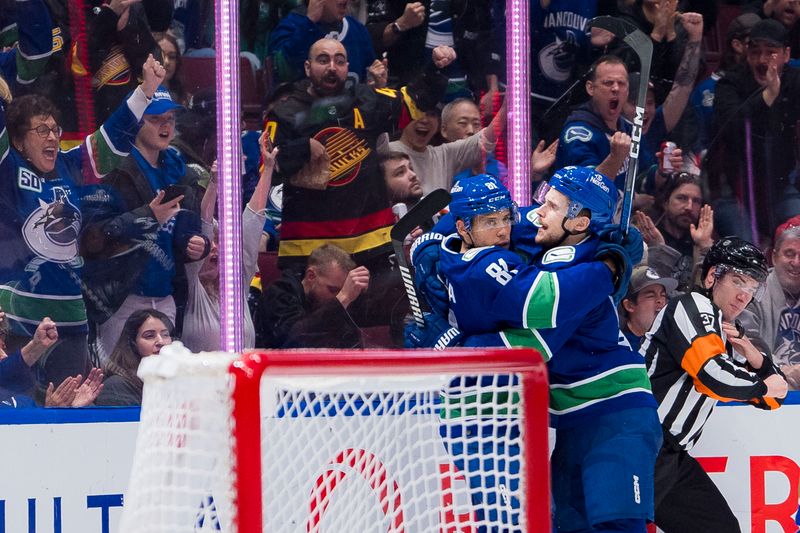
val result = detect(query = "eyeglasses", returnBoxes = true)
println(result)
[28,124,63,138]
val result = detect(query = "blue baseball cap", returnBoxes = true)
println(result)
[144,86,183,115]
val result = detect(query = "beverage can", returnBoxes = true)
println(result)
[660,141,677,174]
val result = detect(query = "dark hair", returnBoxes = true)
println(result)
[6,94,60,146]
[104,309,175,396]
[377,151,411,177]
[588,55,627,82]
[154,32,185,102]
[658,172,702,206]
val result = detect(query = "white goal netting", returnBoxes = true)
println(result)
[119,344,548,533]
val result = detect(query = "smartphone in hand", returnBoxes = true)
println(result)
[160,184,188,204]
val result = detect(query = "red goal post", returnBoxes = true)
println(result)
[120,346,550,532]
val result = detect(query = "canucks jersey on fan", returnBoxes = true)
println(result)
[0,96,141,335]
[531,0,596,102]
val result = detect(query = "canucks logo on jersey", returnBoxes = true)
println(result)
[22,186,82,263]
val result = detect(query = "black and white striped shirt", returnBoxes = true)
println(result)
[640,291,780,451]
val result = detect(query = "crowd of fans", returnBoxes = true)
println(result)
[0,0,799,409]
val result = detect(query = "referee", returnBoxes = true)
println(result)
[641,237,788,533]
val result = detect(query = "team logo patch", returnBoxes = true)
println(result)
[541,246,575,264]
[526,210,541,227]
[463,248,483,262]
[22,186,81,263]
[18,168,42,192]
[564,126,593,143]
[313,127,371,188]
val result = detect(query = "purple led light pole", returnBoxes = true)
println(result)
[505,0,531,204]
[215,0,244,352]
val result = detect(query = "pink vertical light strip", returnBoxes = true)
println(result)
[216,0,244,352]
[505,0,531,204]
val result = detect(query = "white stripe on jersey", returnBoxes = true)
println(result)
[550,363,647,389]
[658,372,689,424]
[702,357,760,388]
[679,398,716,449]
[673,299,700,345]
[668,383,711,439]
[548,387,653,415]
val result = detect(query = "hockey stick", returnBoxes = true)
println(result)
[587,16,653,235]
[390,188,452,327]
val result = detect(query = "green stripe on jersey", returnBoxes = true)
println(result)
[549,365,652,415]
[0,286,87,326]
[440,391,521,419]
[89,128,125,176]
[500,328,552,362]
[1,123,8,165]
[523,271,559,329]
[16,53,50,84]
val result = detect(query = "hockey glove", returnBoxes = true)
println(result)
[404,313,463,350]
[597,224,645,266]
[595,241,633,305]
[410,231,449,316]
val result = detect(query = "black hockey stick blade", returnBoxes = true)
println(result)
[390,188,452,242]
[391,188,452,327]
[587,16,653,235]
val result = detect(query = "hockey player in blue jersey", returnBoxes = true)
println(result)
[411,170,662,532]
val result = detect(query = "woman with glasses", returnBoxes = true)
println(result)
[0,55,167,390]
[95,309,174,407]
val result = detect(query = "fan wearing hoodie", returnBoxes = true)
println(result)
[555,54,633,189]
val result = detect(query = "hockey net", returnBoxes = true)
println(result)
[119,345,550,532]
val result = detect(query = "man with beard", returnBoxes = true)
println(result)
[269,0,376,86]
[258,243,369,348]
[265,38,453,343]
[740,216,800,388]
[712,18,800,237]
[379,151,423,208]
[555,55,633,190]
[635,173,714,294]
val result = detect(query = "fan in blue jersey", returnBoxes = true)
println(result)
[0,54,167,387]
[414,169,661,532]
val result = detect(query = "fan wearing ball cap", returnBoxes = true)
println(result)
[641,236,788,532]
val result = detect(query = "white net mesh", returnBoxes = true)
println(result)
[118,344,238,533]
[260,373,526,532]
[121,348,532,532]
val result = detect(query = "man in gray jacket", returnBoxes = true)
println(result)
[741,215,800,388]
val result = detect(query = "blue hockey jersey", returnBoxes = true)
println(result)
[531,0,596,103]
[555,102,631,190]
[0,90,146,335]
[437,221,656,427]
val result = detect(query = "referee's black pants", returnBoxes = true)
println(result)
[653,444,741,533]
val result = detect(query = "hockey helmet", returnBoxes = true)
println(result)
[535,166,617,233]
[449,174,518,230]
[701,236,769,300]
